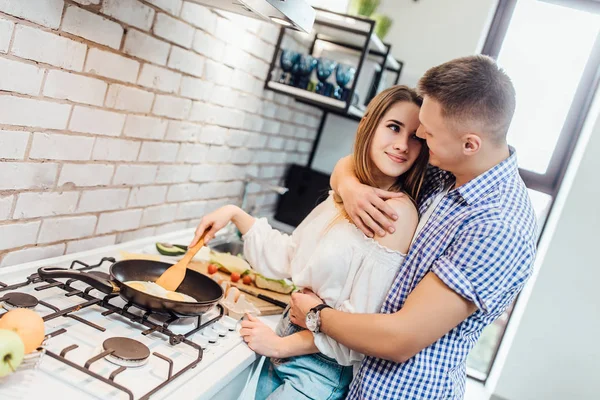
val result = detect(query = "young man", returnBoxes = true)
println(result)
[288,55,538,399]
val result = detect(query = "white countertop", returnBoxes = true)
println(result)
[0,227,283,400]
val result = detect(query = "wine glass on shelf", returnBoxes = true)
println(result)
[279,49,300,85]
[290,55,318,90]
[334,63,356,101]
[315,58,338,97]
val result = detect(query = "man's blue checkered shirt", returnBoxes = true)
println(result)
[347,149,537,399]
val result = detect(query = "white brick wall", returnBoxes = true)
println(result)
[152,94,191,119]
[165,121,201,141]
[69,106,126,136]
[128,185,168,207]
[0,58,44,96]
[113,165,158,185]
[59,164,114,187]
[101,0,155,31]
[0,1,320,267]
[30,132,94,161]
[85,48,140,83]
[154,13,194,48]
[192,30,224,61]
[124,115,168,139]
[180,2,216,33]
[168,46,204,77]
[176,143,207,163]
[78,188,129,213]
[179,76,211,101]
[12,25,86,71]
[0,0,63,29]
[66,234,116,254]
[138,142,179,162]
[96,209,142,234]
[0,95,71,129]
[93,137,141,161]
[167,183,199,202]
[123,29,170,65]
[0,243,65,267]
[0,196,14,220]
[43,70,107,106]
[0,130,29,159]
[62,5,123,50]
[0,221,40,251]
[138,64,181,93]
[13,192,79,219]
[105,84,154,113]
[0,17,13,53]
[0,162,58,190]
[38,215,97,243]
[146,0,182,16]
[156,165,191,183]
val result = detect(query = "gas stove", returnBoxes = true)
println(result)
[0,253,245,400]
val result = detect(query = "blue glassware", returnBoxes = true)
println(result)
[334,64,357,101]
[279,49,300,84]
[315,58,337,97]
[290,55,318,90]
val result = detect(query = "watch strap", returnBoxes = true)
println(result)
[310,303,331,314]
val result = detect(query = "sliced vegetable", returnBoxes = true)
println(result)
[156,242,186,256]
[254,274,295,294]
[230,272,241,283]
[210,252,252,276]
[242,275,253,285]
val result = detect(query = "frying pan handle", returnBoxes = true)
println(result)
[37,267,118,294]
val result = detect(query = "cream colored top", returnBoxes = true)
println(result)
[243,194,406,367]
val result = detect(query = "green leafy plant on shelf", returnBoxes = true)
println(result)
[348,0,393,41]
[348,0,380,18]
[372,13,393,41]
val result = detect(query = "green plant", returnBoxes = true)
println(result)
[348,0,380,17]
[372,13,393,40]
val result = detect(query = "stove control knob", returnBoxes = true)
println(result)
[201,330,218,344]
[211,323,227,337]
[221,316,238,331]
[195,336,209,349]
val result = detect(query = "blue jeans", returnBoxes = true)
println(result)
[254,307,353,400]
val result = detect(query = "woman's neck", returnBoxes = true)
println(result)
[372,169,397,191]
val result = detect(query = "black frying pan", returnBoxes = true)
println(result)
[38,259,223,317]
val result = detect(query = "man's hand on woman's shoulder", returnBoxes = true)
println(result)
[331,155,406,238]
[337,182,406,238]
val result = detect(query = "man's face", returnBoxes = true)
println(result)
[416,96,465,172]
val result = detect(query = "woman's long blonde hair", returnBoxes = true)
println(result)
[333,86,430,224]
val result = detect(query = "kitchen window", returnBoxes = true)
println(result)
[467,0,600,381]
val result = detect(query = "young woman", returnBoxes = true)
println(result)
[189,86,429,400]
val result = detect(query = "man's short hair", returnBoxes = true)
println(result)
[418,55,516,143]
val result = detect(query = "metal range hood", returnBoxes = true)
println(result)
[191,0,315,33]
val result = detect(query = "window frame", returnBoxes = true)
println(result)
[469,0,600,382]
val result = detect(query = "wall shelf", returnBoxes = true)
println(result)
[263,7,405,171]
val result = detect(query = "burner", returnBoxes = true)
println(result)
[1,292,39,310]
[103,337,150,367]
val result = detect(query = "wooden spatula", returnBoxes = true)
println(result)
[155,233,206,291]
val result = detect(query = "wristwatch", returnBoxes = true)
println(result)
[305,304,332,333]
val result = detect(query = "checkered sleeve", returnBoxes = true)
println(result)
[430,222,535,315]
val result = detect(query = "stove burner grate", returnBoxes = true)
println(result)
[1,292,39,310]
[103,337,151,367]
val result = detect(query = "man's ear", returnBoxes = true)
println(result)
[463,134,482,155]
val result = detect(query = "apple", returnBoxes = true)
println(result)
[0,308,45,353]
[0,329,25,377]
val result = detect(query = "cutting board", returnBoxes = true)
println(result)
[188,261,290,316]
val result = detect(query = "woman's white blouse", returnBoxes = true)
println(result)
[243,194,406,367]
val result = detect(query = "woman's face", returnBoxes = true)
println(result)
[369,101,423,185]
